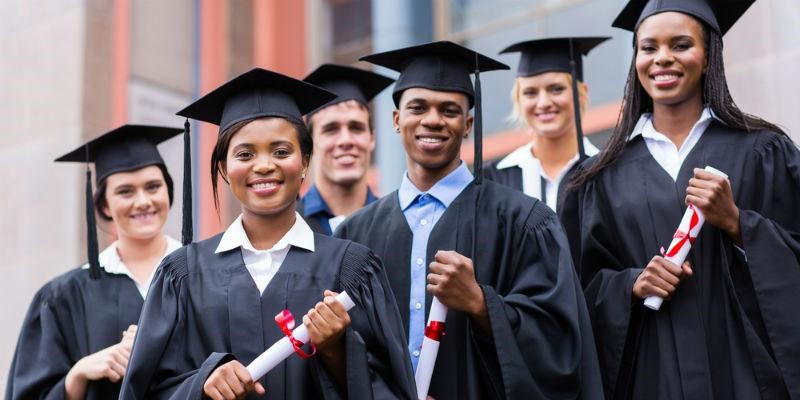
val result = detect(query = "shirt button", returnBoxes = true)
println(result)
[415,302,422,310]
[420,219,428,226]
[416,258,423,266]
[412,350,420,357]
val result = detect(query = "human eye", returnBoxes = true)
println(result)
[145,182,163,193]
[234,150,253,160]
[407,103,425,113]
[274,148,292,158]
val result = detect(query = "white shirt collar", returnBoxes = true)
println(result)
[215,212,315,254]
[629,107,716,142]
[495,137,599,170]
[85,235,182,299]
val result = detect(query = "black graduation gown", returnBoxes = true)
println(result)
[483,158,585,215]
[119,233,415,400]
[5,268,144,400]
[336,180,604,400]
[563,123,800,400]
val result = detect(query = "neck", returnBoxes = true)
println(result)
[407,157,460,192]
[115,233,167,281]
[532,129,580,179]
[652,96,704,149]
[315,177,369,217]
[241,207,296,250]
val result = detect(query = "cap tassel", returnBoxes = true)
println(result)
[569,38,586,159]
[473,53,483,185]
[84,146,101,280]
[182,118,193,245]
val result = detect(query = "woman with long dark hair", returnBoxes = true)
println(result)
[6,125,185,399]
[565,0,800,399]
[119,68,414,400]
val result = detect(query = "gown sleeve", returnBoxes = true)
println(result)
[319,241,416,400]
[6,284,73,400]
[118,248,230,400]
[735,132,800,397]
[478,202,604,400]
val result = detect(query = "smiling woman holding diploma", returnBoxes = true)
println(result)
[564,0,800,399]
[119,68,414,400]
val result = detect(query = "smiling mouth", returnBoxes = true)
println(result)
[250,181,280,190]
[131,211,158,221]
[536,111,558,121]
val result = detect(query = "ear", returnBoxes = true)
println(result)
[392,109,401,134]
[101,204,112,220]
[464,114,474,139]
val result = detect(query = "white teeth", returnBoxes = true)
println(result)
[252,182,277,190]
[419,137,443,143]
[654,74,679,81]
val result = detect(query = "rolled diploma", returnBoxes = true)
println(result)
[644,166,728,310]
[415,296,448,400]
[246,291,356,380]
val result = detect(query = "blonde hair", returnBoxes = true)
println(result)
[507,72,590,128]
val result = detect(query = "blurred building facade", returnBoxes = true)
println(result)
[1,0,798,390]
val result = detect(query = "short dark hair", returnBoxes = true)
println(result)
[94,164,174,221]
[210,117,312,214]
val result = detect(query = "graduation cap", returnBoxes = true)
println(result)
[500,36,610,158]
[177,68,337,134]
[499,37,610,81]
[303,63,394,114]
[55,125,183,279]
[612,0,755,35]
[360,40,509,184]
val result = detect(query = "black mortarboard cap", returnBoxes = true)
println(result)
[613,0,755,35]
[303,64,394,113]
[176,68,337,133]
[359,41,509,108]
[55,125,183,279]
[500,37,610,81]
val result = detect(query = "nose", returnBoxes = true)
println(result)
[335,127,355,149]
[536,91,554,109]
[654,46,674,66]
[133,189,153,209]
[421,109,445,129]
[252,154,275,174]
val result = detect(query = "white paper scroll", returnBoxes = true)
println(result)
[246,291,356,380]
[644,166,728,310]
[415,296,448,400]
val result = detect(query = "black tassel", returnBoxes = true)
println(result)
[473,53,483,185]
[569,38,586,159]
[182,118,193,245]
[85,146,101,279]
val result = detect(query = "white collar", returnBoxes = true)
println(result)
[87,235,181,275]
[495,137,599,170]
[215,212,315,254]
[630,107,716,141]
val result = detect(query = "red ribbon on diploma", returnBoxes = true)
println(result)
[664,204,700,258]
[274,310,316,359]
[424,321,446,341]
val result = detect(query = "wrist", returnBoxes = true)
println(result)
[468,285,487,318]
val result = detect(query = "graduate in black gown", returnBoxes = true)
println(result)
[119,68,415,400]
[484,37,607,214]
[297,64,391,235]
[564,0,800,398]
[6,125,187,400]
[336,41,603,400]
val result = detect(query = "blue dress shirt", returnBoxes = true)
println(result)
[301,184,377,235]
[397,162,473,371]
